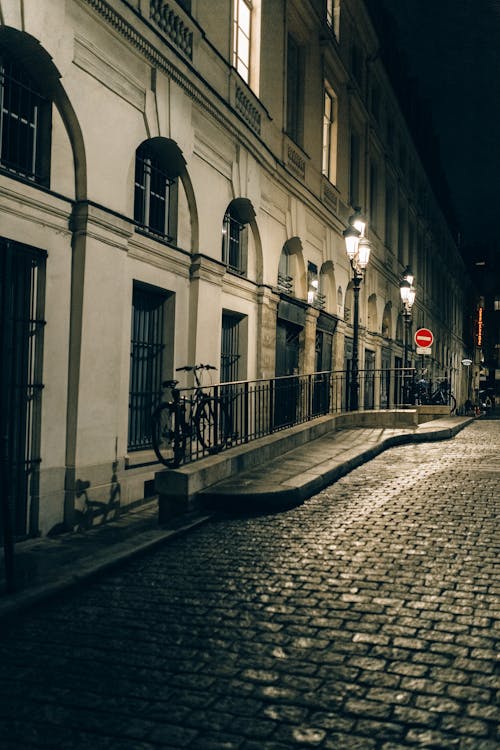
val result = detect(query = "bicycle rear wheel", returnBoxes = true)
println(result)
[151,402,186,467]
[195,395,231,454]
[449,394,457,414]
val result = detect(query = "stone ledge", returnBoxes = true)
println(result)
[155,409,419,520]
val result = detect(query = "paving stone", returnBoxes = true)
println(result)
[0,419,498,749]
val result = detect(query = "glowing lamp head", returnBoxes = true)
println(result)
[403,265,414,286]
[350,207,366,237]
[343,225,361,260]
[357,237,371,269]
[407,286,416,308]
[400,279,411,304]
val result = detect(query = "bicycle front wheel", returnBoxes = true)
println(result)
[195,396,231,454]
[449,395,457,414]
[151,402,186,467]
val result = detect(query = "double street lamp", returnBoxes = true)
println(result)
[399,265,416,402]
[343,208,371,410]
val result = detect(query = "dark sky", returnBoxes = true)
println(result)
[377,0,500,260]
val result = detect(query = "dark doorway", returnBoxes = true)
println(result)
[275,319,301,427]
[364,349,375,409]
[313,329,332,415]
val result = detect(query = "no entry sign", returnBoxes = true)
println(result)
[414,328,434,347]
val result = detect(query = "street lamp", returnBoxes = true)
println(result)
[399,266,416,402]
[343,209,371,410]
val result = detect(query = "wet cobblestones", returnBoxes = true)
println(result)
[0,419,498,748]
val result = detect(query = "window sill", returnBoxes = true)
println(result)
[134,225,176,245]
[124,449,160,470]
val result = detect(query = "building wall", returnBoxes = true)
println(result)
[0,0,469,537]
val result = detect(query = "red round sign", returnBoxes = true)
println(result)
[414,328,434,347]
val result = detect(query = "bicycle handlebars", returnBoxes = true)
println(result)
[175,364,217,372]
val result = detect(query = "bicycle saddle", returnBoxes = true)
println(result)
[162,379,178,388]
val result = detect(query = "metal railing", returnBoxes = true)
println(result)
[168,366,454,466]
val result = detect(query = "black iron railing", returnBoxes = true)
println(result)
[168,366,454,466]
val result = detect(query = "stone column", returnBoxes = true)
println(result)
[256,285,279,379]
[301,306,320,374]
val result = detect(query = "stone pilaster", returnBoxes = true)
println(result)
[256,285,279,379]
[301,306,320,374]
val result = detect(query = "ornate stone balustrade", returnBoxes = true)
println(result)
[149,0,193,59]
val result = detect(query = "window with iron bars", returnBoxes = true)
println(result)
[222,209,247,275]
[0,57,51,185]
[307,261,326,310]
[0,237,46,538]
[128,283,169,452]
[221,312,243,383]
[278,248,293,294]
[134,144,178,241]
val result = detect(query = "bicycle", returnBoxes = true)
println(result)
[151,364,232,467]
[416,377,457,414]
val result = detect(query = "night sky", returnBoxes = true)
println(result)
[376,0,500,265]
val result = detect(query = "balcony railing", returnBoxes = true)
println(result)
[161,367,454,466]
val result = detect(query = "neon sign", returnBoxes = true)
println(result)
[476,307,483,347]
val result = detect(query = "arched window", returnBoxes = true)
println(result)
[221,199,253,276]
[222,207,246,274]
[0,55,52,185]
[278,247,293,294]
[134,140,181,241]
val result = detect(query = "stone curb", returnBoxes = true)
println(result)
[0,417,473,620]
[0,515,211,622]
[204,417,474,512]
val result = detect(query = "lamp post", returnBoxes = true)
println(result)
[343,209,371,410]
[399,266,416,402]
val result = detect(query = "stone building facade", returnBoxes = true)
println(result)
[0,0,468,538]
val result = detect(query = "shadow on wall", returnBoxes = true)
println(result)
[47,462,121,536]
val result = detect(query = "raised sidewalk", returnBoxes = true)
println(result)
[0,413,473,620]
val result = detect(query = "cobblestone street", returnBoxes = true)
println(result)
[0,419,498,750]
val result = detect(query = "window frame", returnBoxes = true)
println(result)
[0,56,52,186]
[286,33,305,146]
[134,144,178,242]
[222,208,248,276]
[233,0,252,84]
[322,85,336,180]
[128,281,171,452]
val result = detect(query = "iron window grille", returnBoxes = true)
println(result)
[0,57,51,185]
[0,238,46,539]
[222,209,247,275]
[134,145,178,241]
[221,312,242,383]
[128,283,168,452]
[278,249,293,294]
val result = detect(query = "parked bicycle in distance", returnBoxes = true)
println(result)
[415,375,457,414]
[151,364,232,467]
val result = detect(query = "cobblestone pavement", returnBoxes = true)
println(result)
[0,419,498,750]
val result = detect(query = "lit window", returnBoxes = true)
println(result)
[326,0,340,39]
[278,247,293,294]
[134,143,178,241]
[307,262,326,309]
[494,296,500,312]
[0,56,51,184]
[233,0,251,83]
[322,87,336,180]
